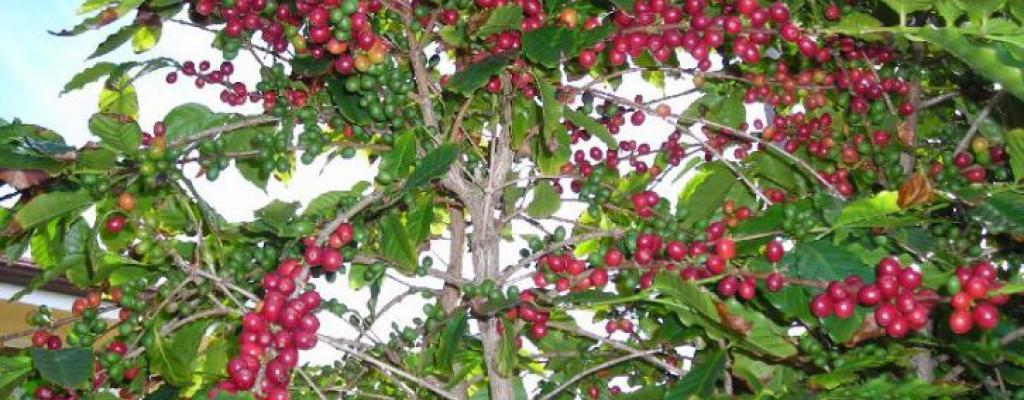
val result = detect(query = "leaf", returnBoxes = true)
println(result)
[0,355,33,398]
[326,76,373,124]
[526,183,561,218]
[78,0,115,14]
[916,28,1024,102]
[573,24,615,55]
[522,26,573,68]
[163,103,232,144]
[98,80,139,119]
[955,0,1005,21]
[653,273,718,322]
[970,191,1024,235]
[663,349,725,399]
[1007,128,1024,181]
[880,0,934,17]
[131,22,161,53]
[379,131,416,179]
[564,108,618,149]
[746,151,805,194]
[380,213,418,274]
[149,322,210,387]
[473,5,522,38]
[61,62,116,95]
[144,386,181,400]
[792,240,873,281]
[497,319,518,377]
[706,89,746,129]
[13,191,93,230]
[90,24,140,59]
[834,191,901,227]
[88,113,141,153]
[405,144,459,192]
[831,12,880,40]
[447,53,514,94]
[435,311,468,373]
[677,162,734,226]
[31,348,93,388]
[407,197,435,244]
[538,78,563,145]
[255,200,299,232]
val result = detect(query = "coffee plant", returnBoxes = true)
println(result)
[3,0,1024,398]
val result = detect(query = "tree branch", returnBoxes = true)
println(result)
[318,335,462,400]
[537,350,661,400]
[955,91,1003,154]
[547,321,685,375]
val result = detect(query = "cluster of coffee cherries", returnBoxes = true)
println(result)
[300,223,354,273]
[532,253,610,293]
[508,290,551,340]
[166,60,256,107]
[213,259,322,400]
[948,260,1007,334]
[811,258,937,338]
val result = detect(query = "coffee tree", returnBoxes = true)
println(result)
[3,0,1024,398]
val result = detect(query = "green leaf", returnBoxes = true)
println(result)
[564,108,618,149]
[326,76,373,124]
[131,22,162,53]
[407,196,435,244]
[31,348,93,388]
[163,103,232,144]
[90,24,140,59]
[497,318,518,377]
[706,89,745,129]
[970,191,1024,235]
[664,349,725,399]
[538,78,563,145]
[149,321,209,387]
[526,183,561,218]
[379,131,416,180]
[809,348,914,389]
[0,355,33,398]
[380,213,418,274]
[880,0,934,17]
[405,144,459,192]
[955,0,1005,21]
[447,53,513,94]
[834,190,901,227]
[1007,129,1024,181]
[792,240,872,281]
[255,200,299,233]
[144,385,180,400]
[573,24,615,55]
[724,301,798,358]
[522,26,573,68]
[653,273,718,322]
[98,80,139,119]
[746,151,806,194]
[61,62,116,95]
[833,12,883,37]
[78,0,115,14]
[88,113,141,153]
[473,5,522,38]
[916,28,1024,102]
[677,162,734,226]
[223,124,276,190]
[435,311,468,373]
[14,191,93,230]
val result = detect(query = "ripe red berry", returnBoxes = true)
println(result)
[604,248,624,267]
[964,276,989,299]
[666,241,688,261]
[715,238,736,260]
[766,272,785,292]
[105,214,127,234]
[886,317,910,338]
[973,303,1000,330]
[874,303,898,327]
[833,298,856,319]
[764,239,784,263]
[717,275,739,297]
[949,309,973,334]
[738,279,757,300]
[856,284,882,306]
[810,293,834,318]
[899,268,922,290]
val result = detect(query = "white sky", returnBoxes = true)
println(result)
[0,4,763,394]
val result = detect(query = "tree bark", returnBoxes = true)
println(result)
[469,197,515,399]
[442,207,465,314]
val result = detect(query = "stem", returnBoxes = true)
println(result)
[537,350,661,400]
[167,115,279,148]
[955,91,1003,154]
[547,321,685,375]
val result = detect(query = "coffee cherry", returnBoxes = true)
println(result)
[964,277,989,299]
[715,238,736,260]
[874,303,898,327]
[717,275,739,297]
[833,298,856,319]
[764,239,784,263]
[766,272,785,292]
[105,215,127,234]
[949,309,973,334]
[857,285,882,306]
[810,293,833,318]
[886,317,909,338]
[973,303,999,330]
[899,268,922,290]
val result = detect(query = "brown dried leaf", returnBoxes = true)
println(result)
[715,302,752,336]
[898,120,915,147]
[897,172,933,208]
[0,169,50,190]
[847,311,885,346]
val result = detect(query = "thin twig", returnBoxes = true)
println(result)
[955,91,1004,154]
[547,321,685,375]
[538,350,661,400]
